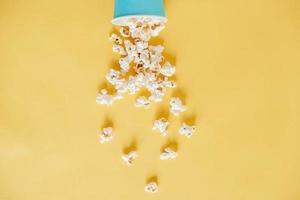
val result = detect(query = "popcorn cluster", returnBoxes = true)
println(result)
[97,17,197,194]
[96,18,176,107]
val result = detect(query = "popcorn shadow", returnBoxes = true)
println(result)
[163,52,177,67]
[155,104,170,120]
[102,117,114,129]
[161,139,179,152]
[137,88,151,98]
[123,138,137,154]
[182,113,197,125]
[109,26,119,36]
[150,37,164,46]
[172,88,188,105]
[146,175,159,184]
[108,59,120,71]
[123,63,137,79]
[97,81,115,94]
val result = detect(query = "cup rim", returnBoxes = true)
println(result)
[112,15,167,26]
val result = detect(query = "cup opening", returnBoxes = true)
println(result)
[112,15,167,26]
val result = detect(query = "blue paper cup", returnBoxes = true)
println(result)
[112,0,167,26]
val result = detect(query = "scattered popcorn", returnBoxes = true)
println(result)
[99,127,113,144]
[122,151,138,166]
[145,182,159,193]
[152,118,168,136]
[179,122,196,138]
[160,147,177,160]
[97,16,197,191]
[135,96,151,109]
[169,97,186,116]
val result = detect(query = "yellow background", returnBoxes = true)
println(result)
[1,0,300,199]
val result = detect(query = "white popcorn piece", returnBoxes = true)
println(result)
[99,127,113,144]
[135,40,148,52]
[160,147,177,160]
[119,27,130,38]
[179,122,196,138]
[119,56,132,73]
[151,23,165,37]
[122,151,138,166]
[135,51,150,66]
[162,78,177,88]
[170,97,186,116]
[145,182,159,193]
[152,118,168,136]
[112,44,126,55]
[124,40,137,57]
[110,33,122,45]
[160,62,176,77]
[149,90,165,102]
[96,89,116,106]
[106,69,124,86]
[149,45,164,55]
[126,76,140,95]
[135,96,151,109]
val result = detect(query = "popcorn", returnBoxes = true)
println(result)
[135,39,148,51]
[160,62,176,77]
[162,78,176,88]
[110,33,122,45]
[119,56,132,73]
[149,89,165,102]
[179,122,196,138]
[145,182,159,193]
[94,14,203,193]
[99,127,113,144]
[99,17,191,141]
[152,118,168,136]
[96,89,116,106]
[106,69,124,86]
[160,147,177,160]
[149,45,164,55]
[135,96,151,109]
[122,151,138,166]
[151,23,165,37]
[112,44,126,55]
[124,40,137,57]
[120,27,130,38]
[169,97,186,116]
[97,16,198,192]
[127,76,140,95]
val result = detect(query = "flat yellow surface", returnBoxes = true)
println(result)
[1,0,300,199]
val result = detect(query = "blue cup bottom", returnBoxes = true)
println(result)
[112,15,167,26]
